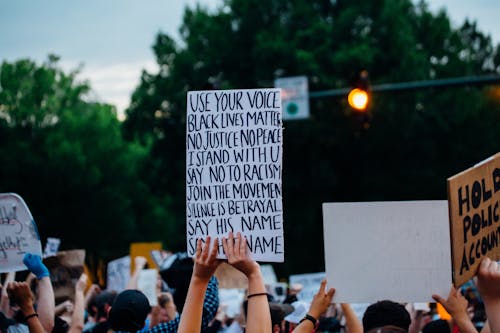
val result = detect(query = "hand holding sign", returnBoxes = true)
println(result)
[23,253,49,279]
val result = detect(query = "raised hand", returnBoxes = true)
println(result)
[308,279,336,319]
[222,232,259,278]
[192,236,221,282]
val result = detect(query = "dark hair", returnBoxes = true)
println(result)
[109,290,151,332]
[94,291,117,319]
[362,300,411,333]
[422,320,451,333]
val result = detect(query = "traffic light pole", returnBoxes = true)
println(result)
[309,74,500,98]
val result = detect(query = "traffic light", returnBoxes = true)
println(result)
[348,70,370,111]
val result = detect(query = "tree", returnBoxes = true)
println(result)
[124,0,500,276]
[0,57,175,263]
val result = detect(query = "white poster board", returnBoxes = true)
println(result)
[323,201,451,303]
[289,272,325,302]
[219,288,245,318]
[0,193,42,272]
[43,237,61,258]
[107,256,131,293]
[138,269,158,306]
[186,89,284,262]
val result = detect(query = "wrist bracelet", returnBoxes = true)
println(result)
[299,314,317,326]
[24,313,39,321]
[247,292,268,299]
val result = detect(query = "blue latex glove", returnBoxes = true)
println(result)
[23,253,49,279]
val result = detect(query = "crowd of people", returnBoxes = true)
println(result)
[1,232,500,333]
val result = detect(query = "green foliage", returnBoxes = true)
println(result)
[0,57,174,262]
[123,0,500,276]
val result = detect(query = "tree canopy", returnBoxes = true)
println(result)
[0,56,174,263]
[123,0,500,276]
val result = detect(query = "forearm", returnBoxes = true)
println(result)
[178,276,210,333]
[0,272,15,314]
[68,290,85,333]
[483,300,500,333]
[341,304,363,333]
[20,303,46,333]
[245,269,271,333]
[453,315,478,333]
[37,277,55,333]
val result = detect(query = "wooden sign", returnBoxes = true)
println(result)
[214,262,247,289]
[447,153,500,286]
[130,242,162,272]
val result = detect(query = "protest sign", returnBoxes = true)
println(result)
[44,250,85,303]
[107,256,131,292]
[289,272,325,302]
[447,153,500,286]
[323,201,451,303]
[186,89,284,262]
[44,237,61,258]
[214,262,247,289]
[138,269,158,306]
[0,193,42,273]
[218,288,245,318]
[130,242,162,272]
[260,264,278,284]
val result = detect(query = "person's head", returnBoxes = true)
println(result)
[422,319,451,333]
[94,291,117,321]
[108,290,151,332]
[362,300,411,333]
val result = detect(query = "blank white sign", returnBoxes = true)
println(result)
[323,201,452,303]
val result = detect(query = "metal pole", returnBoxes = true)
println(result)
[308,75,500,98]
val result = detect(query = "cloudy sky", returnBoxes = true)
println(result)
[1,0,499,119]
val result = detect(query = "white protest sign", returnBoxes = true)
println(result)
[107,256,130,293]
[43,237,61,258]
[261,264,278,284]
[289,272,325,302]
[0,193,42,273]
[186,89,284,262]
[323,201,451,303]
[218,288,245,318]
[138,269,158,306]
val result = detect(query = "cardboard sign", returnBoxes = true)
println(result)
[186,89,284,262]
[107,256,131,292]
[323,201,451,303]
[289,272,326,302]
[214,262,248,289]
[0,193,42,272]
[44,250,85,303]
[44,237,61,258]
[447,153,500,286]
[130,242,162,272]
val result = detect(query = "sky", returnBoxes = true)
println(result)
[1,0,499,119]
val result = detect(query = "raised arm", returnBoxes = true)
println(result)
[126,256,147,290]
[341,303,363,333]
[23,253,54,333]
[293,279,335,333]
[68,273,88,333]
[7,281,46,333]
[432,286,477,333]
[1,271,15,316]
[476,258,500,333]
[178,236,220,333]
[223,232,270,333]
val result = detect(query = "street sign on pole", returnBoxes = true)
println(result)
[275,76,310,120]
